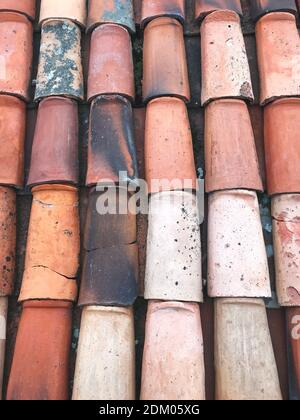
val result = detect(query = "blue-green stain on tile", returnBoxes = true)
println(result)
[102,0,135,33]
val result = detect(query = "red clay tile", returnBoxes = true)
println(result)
[201,10,254,105]
[208,190,271,298]
[272,195,300,307]
[145,98,196,193]
[0,188,16,297]
[0,0,36,20]
[264,99,300,195]
[145,191,203,303]
[195,0,242,20]
[286,308,300,395]
[0,12,33,102]
[7,300,72,400]
[215,298,282,400]
[83,187,136,250]
[86,95,138,186]
[35,20,84,102]
[141,0,185,28]
[19,185,80,302]
[0,296,7,399]
[78,243,138,307]
[87,24,135,103]
[72,306,135,400]
[143,17,190,103]
[87,0,136,34]
[256,12,300,105]
[27,97,79,188]
[250,0,298,21]
[39,0,87,28]
[205,100,263,193]
[140,301,206,400]
[0,95,26,189]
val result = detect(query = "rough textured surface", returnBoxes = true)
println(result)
[87,0,136,33]
[0,297,7,400]
[39,0,87,28]
[141,0,185,27]
[195,0,243,20]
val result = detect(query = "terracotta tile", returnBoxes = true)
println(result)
[87,25,135,103]
[250,0,298,21]
[205,100,263,193]
[19,185,80,302]
[271,195,300,307]
[286,308,300,396]
[87,0,136,34]
[72,306,135,400]
[215,298,282,400]
[145,191,203,303]
[0,96,26,189]
[28,97,79,188]
[7,300,72,400]
[201,10,254,105]
[0,12,33,102]
[86,95,138,186]
[79,244,138,307]
[83,187,136,251]
[145,98,197,193]
[0,297,7,400]
[256,12,300,106]
[208,190,271,298]
[141,0,185,28]
[195,0,242,20]
[39,0,87,28]
[35,19,84,102]
[0,0,36,20]
[0,188,16,298]
[264,99,300,196]
[140,301,206,400]
[143,18,190,103]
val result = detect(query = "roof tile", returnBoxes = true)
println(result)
[0,0,36,20]
[87,0,135,33]
[250,0,298,21]
[195,0,242,20]
[286,307,300,395]
[39,0,87,28]
[0,297,7,398]
[141,0,185,28]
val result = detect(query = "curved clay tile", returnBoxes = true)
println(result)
[0,96,26,189]
[0,297,7,400]
[145,97,197,193]
[87,0,136,34]
[27,97,79,188]
[7,301,72,401]
[87,25,135,102]
[72,306,135,400]
[86,95,138,186]
[215,298,282,400]
[208,190,271,298]
[145,191,203,303]
[39,0,87,28]
[141,0,185,28]
[256,12,300,105]
[0,0,36,20]
[205,100,263,193]
[140,301,206,400]
[0,187,16,298]
[19,185,80,302]
[201,10,253,105]
[195,0,242,20]
[272,194,300,307]
[35,19,84,102]
[286,307,300,395]
[0,12,33,102]
[143,17,190,103]
[264,99,300,195]
[250,0,298,21]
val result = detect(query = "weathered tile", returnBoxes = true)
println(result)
[286,308,300,397]
[215,298,282,400]
[87,0,135,33]
[0,0,36,20]
[72,306,135,400]
[39,0,87,28]
[208,190,271,298]
[195,0,242,20]
[141,0,185,28]
[28,97,79,187]
[250,0,298,21]
[205,100,262,193]
[140,301,206,400]
[7,301,72,401]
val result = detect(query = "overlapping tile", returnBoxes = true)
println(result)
[287,308,300,395]
[141,0,185,28]
[72,306,135,400]
[250,0,298,21]
[0,0,36,20]
[39,0,87,28]
[195,0,242,20]
[140,301,206,400]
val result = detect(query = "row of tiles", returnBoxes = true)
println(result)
[4,298,299,399]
